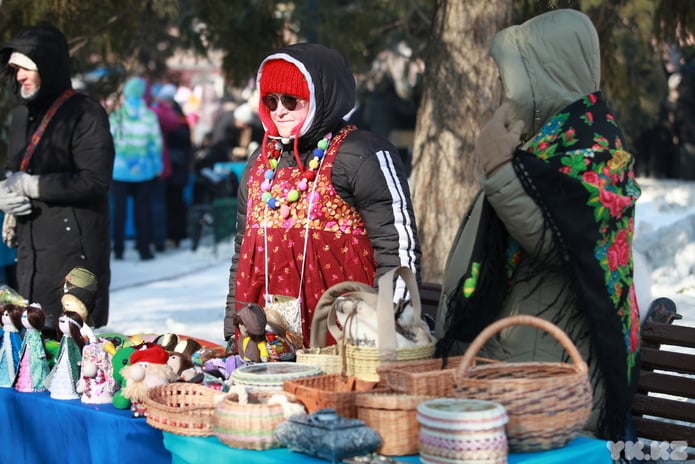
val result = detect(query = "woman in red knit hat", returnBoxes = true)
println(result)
[224,43,421,351]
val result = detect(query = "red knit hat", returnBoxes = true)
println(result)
[259,59,309,99]
[130,344,170,365]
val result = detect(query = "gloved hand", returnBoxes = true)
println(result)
[475,102,525,176]
[0,181,31,216]
[5,171,40,199]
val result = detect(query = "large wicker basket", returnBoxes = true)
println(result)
[144,383,219,436]
[284,373,390,418]
[355,392,432,456]
[212,390,305,450]
[452,315,593,452]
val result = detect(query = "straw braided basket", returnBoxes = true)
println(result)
[355,392,432,456]
[295,345,343,375]
[144,383,219,436]
[452,315,593,452]
[283,373,390,418]
[212,390,305,450]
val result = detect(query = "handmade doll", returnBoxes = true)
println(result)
[76,340,115,404]
[233,303,268,363]
[44,311,86,399]
[61,267,98,343]
[119,344,177,417]
[0,304,24,387]
[111,344,136,409]
[14,304,50,392]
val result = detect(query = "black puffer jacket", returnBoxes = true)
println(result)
[1,25,115,330]
[224,43,421,339]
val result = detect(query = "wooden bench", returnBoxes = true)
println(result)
[419,281,695,456]
[632,321,695,456]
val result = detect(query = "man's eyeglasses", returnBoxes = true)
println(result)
[261,94,303,112]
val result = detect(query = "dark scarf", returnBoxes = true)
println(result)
[440,92,641,441]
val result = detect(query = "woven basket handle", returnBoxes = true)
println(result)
[455,315,588,381]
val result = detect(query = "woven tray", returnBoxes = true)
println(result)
[284,373,390,418]
[229,362,322,391]
[355,392,432,456]
[144,383,219,436]
[452,315,593,452]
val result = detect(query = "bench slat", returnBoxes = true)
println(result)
[636,370,695,399]
[632,393,695,423]
[632,416,695,443]
[640,347,695,375]
[641,323,695,349]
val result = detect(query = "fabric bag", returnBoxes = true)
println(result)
[323,266,436,381]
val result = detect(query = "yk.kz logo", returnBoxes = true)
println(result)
[607,440,689,461]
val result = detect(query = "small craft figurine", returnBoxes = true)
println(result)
[44,311,85,399]
[0,304,24,387]
[61,267,98,343]
[233,303,268,363]
[119,343,177,417]
[76,340,115,404]
[14,304,50,392]
[111,344,136,410]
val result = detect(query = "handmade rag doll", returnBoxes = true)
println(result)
[0,304,24,387]
[120,343,177,417]
[76,340,115,404]
[14,304,50,392]
[233,303,268,363]
[44,311,85,399]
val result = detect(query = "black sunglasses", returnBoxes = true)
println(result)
[261,94,302,111]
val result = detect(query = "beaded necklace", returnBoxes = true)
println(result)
[260,133,332,218]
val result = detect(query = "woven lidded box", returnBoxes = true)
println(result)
[417,398,508,464]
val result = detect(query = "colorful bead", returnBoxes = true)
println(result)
[262,133,332,211]
[287,190,300,202]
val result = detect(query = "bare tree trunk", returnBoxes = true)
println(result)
[411,0,512,282]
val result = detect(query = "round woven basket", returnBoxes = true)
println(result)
[144,383,219,436]
[355,392,432,456]
[452,315,592,452]
[212,390,305,450]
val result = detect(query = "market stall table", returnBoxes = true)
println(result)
[163,432,612,464]
[0,387,171,463]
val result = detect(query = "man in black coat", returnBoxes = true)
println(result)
[0,24,115,338]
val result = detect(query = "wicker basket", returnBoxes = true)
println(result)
[377,355,497,397]
[295,345,343,375]
[355,392,432,456]
[284,373,390,418]
[144,383,219,436]
[342,343,436,382]
[452,315,593,452]
[212,390,305,450]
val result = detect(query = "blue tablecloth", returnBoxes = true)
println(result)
[0,387,171,463]
[163,432,612,464]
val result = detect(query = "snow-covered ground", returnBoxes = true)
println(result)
[96,177,695,345]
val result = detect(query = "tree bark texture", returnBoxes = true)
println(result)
[410,0,512,282]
